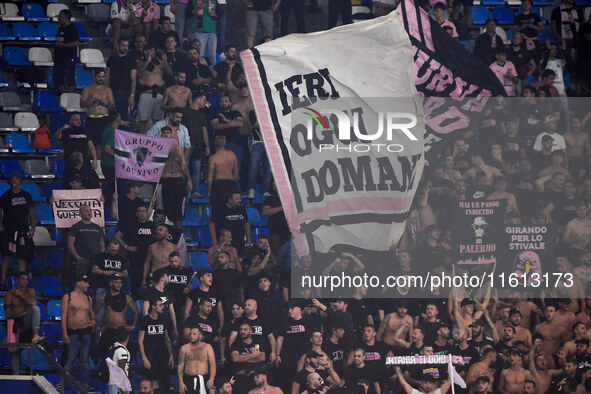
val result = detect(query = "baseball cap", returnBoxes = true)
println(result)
[541,134,554,142]
[509,308,522,317]
[306,350,322,358]
[469,319,486,328]
[461,298,476,307]
[477,375,490,383]
[76,274,90,282]
[110,273,122,281]
[545,115,558,124]
[71,173,83,183]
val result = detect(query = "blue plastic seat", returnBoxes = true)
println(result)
[45,248,64,270]
[189,183,210,203]
[6,134,35,153]
[42,181,61,199]
[183,206,202,226]
[34,92,60,112]
[38,22,58,40]
[40,324,62,344]
[252,227,270,241]
[0,349,10,368]
[188,252,211,271]
[183,227,198,246]
[246,207,268,226]
[36,275,62,296]
[13,22,41,40]
[50,159,65,178]
[471,6,491,25]
[46,300,62,320]
[532,0,552,4]
[195,227,212,247]
[539,25,555,43]
[493,6,515,25]
[0,23,15,40]
[0,159,27,178]
[517,7,541,18]
[106,225,117,241]
[0,72,9,88]
[20,182,44,201]
[22,3,50,22]
[35,205,55,225]
[37,301,49,319]
[72,23,91,41]
[0,182,9,195]
[0,324,6,342]
[75,69,93,89]
[202,206,211,224]
[45,68,54,89]
[51,227,62,244]
[0,300,5,319]
[3,47,32,66]
[481,0,505,5]
[50,112,69,131]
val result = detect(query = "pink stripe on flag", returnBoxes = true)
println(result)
[398,1,435,52]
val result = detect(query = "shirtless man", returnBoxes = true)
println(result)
[178,326,216,394]
[249,370,283,394]
[466,347,496,392]
[161,126,192,229]
[94,274,139,358]
[527,350,562,394]
[560,322,588,359]
[508,309,532,349]
[577,299,591,329]
[535,304,569,355]
[463,151,503,187]
[487,176,519,214]
[136,44,172,134]
[377,302,413,347]
[498,350,532,394]
[60,274,95,390]
[80,69,115,154]
[5,271,45,344]
[207,135,238,214]
[504,292,544,330]
[143,224,179,287]
[162,71,192,112]
[564,116,590,180]
[232,84,254,138]
[563,202,591,252]
[452,298,488,329]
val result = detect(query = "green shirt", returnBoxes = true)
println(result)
[101,125,115,166]
[190,0,217,34]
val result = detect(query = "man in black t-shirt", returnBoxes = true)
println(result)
[139,297,174,394]
[0,172,35,289]
[211,94,244,180]
[230,322,267,394]
[164,251,192,320]
[184,298,219,345]
[68,204,105,281]
[114,204,156,298]
[209,192,251,256]
[106,38,137,123]
[513,0,544,60]
[54,113,97,169]
[343,349,378,393]
[263,182,289,256]
[114,181,149,225]
[54,9,79,93]
[185,269,223,332]
[323,324,347,376]
[92,238,128,298]
[183,92,211,199]
[229,299,276,361]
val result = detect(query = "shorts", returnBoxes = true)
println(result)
[210,179,237,213]
[162,177,187,222]
[1,230,32,260]
[137,91,164,122]
[183,374,210,394]
[85,115,111,147]
[245,9,273,37]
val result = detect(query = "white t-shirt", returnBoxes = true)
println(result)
[533,132,567,152]
[412,389,442,394]
[110,1,135,23]
[111,342,131,377]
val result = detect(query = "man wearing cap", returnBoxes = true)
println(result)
[533,115,567,153]
[560,322,588,359]
[59,274,95,391]
[377,300,414,348]
[0,172,35,290]
[185,269,224,333]
[432,321,453,356]
[92,238,128,299]
[94,273,139,359]
[296,330,330,371]
[323,324,346,376]
[231,322,267,394]
[68,204,105,282]
[249,368,282,394]
[293,350,341,394]
[178,326,216,394]
[468,319,497,355]
[498,348,532,393]
[508,308,532,349]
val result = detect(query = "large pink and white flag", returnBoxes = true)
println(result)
[114,129,174,182]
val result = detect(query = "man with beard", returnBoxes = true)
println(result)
[535,304,570,355]
[377,301,413,348]
[346,325,388,384]
[80,69,115,153]
[162,71,192,111]
[142,224,179,288]
[496,326,518,369]
[54,113,97,170]
[211,95,244,176]
[561,322,589,359]
[343,349,379,393]
[452,327,481,376]
[508,309,532,350]
[142,268,179,339]
[159,126,192,229]
[468,320,497,355]
[185,269,224,332]
[178,326,216,394]
[211,250,242,306]
[296,330,331,371]
[243,235,273,299]
[183,92,211,199]
[184,299,219,345]
[527,350,562,394]
[394,326,426,356]
[68,204,105,280]
[148,108,191,159]
[498,349,532,394]
[466,347,496,391]
[313,299,355,350]
[231,323,267,394]
[164,252,193,327]
[207,137,239,215]
[153,210,182,244]
[115,204,155,298]
[92,239,128,299]
[209,191,250,256]
[415,303,445,343]
[94,274,139,359]
[293,351,341,394]
[176,47,213,91]
[323,324,347,376]
[229,299,276,362]
[139,297,175,393]
[249,369,282,394]
[212,45,243,88]
[432,322,453,356]
[106,38,137,123]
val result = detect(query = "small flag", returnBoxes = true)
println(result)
[107,357,132,392]
[114,129,174,182]
[448,356,467,388]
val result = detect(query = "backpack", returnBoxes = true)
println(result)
[96,343,126,382]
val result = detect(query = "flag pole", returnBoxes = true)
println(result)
[448,356,455,394]
[114,176,119,221]
[148,180,160,214]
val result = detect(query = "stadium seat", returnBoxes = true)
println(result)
[0,323,6,341]
[188,252,211,271]
[189,183,210,203]
[481,0,505,5]
[493,6,515,25]
[3,47,32,66]
[0,113,17,131]
[539,25,555,43]
[20,181,44,201]
[21,348,55,370]
[195,227,212,247]
[59,93,83,112]
[252,227,270,240]
[80,48,106,67]
[85,4,109,23]
[5,134,34,153]
[183,206,203,226]
[0,159,27,178]
[36,275,62,296]
[164,4,175,23]
[45,248,64,270]
[46,300,62,320]
[0,72,9,88]
[532,0,553,4]
[246,207,268,226]
[33,92,60,112]
[37,301,49,319]
[40,324,62,344]
[38,22,58,40]
[184,228,198,246]
[13,22,41,40]
[0,22,14,40]
[0,3,24,22]
[28,47,54,66]
[33,226,55,246]
[0,182,9,195]
[23,160,55,179]
[586,7,591,21]
[0,300,5,319]
[75,69,93,89]
[51,227,62,244]
[50,159,65,178]
[72,22,91,41]
[35,205,55,225]
[15,112,40,131]
[42,181,61,199]
[47,3,71,21]
[0,91,26,111]
[471,6,491,25]
[50,112,69,131]
[22,3,50,21]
